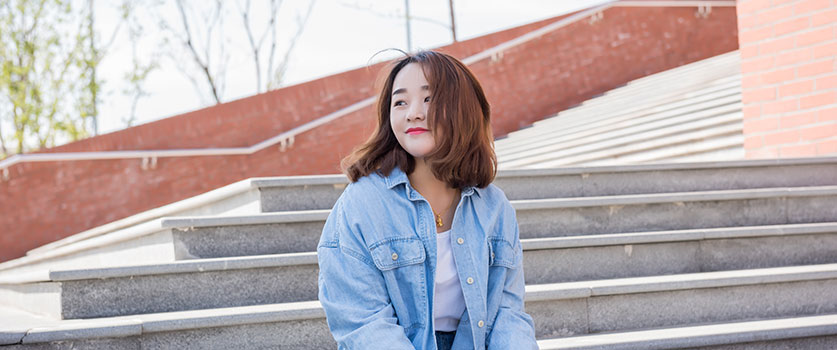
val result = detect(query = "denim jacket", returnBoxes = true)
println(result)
[317,165,538,349]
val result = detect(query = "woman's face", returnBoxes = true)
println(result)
[390,63,435,160]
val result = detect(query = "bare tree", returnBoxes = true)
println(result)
[266,0,316,90]
[448,0,457,42]
[121,1,159,128]
[81,0,128,136]
[158,0,316,105]
[161,0,226,104]
[339,0,457,51]
[238,0,269,93]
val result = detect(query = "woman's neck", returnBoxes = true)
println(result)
[408,158,456,199]
[408,158,461,232]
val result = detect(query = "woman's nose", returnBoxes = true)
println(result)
[407,105,425,121]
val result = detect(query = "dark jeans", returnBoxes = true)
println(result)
[435,331,456,350]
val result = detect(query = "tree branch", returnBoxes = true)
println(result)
[270,0,314,89]
[264,0,280,91]
[237,0,262,92]
[338,1,449,29]
[175,0,220,103]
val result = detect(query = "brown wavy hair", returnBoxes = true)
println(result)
[341,50,497,189]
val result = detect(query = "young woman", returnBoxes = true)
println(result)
[317,50,538,350]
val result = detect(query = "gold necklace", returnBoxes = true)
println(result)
[432,190,459,227]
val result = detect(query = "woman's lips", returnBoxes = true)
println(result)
[406,128,428,135]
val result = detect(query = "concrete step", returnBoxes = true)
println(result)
[514,185,837,239]
[523,222,837,284]
[512,56,741,137]
[0,211,330,275]
[0,219,181,275]
[494,157,837,199]
[0,301,333,349]
[538,314,837,350]
[494,49,744,168]
[58,184,837,262]
[560,66,740,119]
[3,222,835,321]
[562,51,739,109]
[3,264,836,348]
[498,76,741,151]
[498,93,742,165]
[6,175,347,264]
[254,158,837,214]
[502,111,742,168]
[647,143,745,165]
[164,211,329,260]
[4,178,837,275]
[0,306,56,345]
[5,309,836,350]
[23,178,263,257]
[526,263,837,338]
[0,252,319,319]
[501,52,740,142]
[497,78,741,153]
[499,71,739,142]
[574,131,743,167]
[164,211,837,269]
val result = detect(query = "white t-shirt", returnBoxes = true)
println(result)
[433,229,466,332]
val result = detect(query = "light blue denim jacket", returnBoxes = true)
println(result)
[317,165,538,349]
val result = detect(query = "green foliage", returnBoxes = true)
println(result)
[0,0,97,156]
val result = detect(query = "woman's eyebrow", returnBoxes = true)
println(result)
[392,85,430,96]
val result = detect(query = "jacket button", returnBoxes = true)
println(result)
[457,237,464,245]
[392,253,398,260]
[467,277,474,284]
[491,252,495,259]
[478,320,484,328]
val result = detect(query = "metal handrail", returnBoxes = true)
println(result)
[0,0,735,179]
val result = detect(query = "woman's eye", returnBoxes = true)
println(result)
[425,96,431,102]
[394,100,405,107]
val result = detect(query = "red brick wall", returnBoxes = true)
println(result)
[0,4,739,262]
[738,0,837,158]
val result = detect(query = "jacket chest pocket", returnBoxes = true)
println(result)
[369,237,428,329]
[370,237,426,270]
[488,237,518,268]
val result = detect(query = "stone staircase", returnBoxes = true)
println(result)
[495,50,744,169]
[2,157,837,349]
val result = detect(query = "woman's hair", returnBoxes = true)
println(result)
[341,50,497,188]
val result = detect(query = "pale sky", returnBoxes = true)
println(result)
[94,0,612,135]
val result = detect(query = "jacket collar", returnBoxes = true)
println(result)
[383,165,482,197]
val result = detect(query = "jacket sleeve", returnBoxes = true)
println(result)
[486,203,539,350]
[317,194,416,349]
